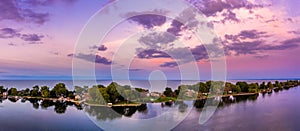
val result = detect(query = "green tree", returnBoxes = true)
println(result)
[41,86,50,98]
[267,82,274,88]
[30,85,40,97]
[87,86,108,104]
[67,91,75,99]
[106,82,121,103]
[74,86,84,94]
[52,83,68,97]
[24,88,30,96]
[259,82,266,89]
[231,85,241,93]
[163,87,173,97]
[8,88,18,96]
[248,83,259,93]
[99,88,110,103]
[0,86,3,93]
[236,82,249,92]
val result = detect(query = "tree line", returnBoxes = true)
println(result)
[1,80,299,104]
[0,83,75,99]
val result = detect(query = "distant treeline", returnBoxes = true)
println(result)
[1,80,299,104]
[0,83,75,99]
[75,80,300,105]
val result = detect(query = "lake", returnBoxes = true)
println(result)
[0,80,299,130]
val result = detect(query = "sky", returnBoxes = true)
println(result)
[0,0,299,80]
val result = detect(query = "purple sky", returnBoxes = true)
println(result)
[0,0,299,80]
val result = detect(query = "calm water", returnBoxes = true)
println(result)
[0,81,299,130]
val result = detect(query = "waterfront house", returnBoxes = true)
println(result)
[184,89,197,97]
[107,103,113,107]
[2,92,8,97]
[150,92,161,97]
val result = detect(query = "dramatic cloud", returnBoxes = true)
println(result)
[225,30,269,42]
[226,37,300,56]
[137,49,170,59]
[190,45,210,60]
[167,20,184,36]
[20,34,44,42]
[0,27,44,43]
[186,0,263,17]
[128,69,144,72]
[0,0,77,24]
[67,53,74,57]
[22,9,49,25]
[22,0,77,6]
[226,41,263,55]
[72,53,112,65]
[160,62,178,68]
[281,37,300,46]
[97,45,108,51]
[0,28,20,38]
[90,45,108,51]
[125,10,167,29]
[167,8,199,36]
[254,55,269,59]
[138,32,176,49]
[288,30,300,35]
[220,10,240,23]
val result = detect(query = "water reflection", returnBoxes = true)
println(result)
[84,104,148,121]
[0,97,84,114]
[0,88,288,124]
[0,93,262,117]
[194,94,259,110]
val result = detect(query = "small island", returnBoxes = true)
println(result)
[0,80,299,107]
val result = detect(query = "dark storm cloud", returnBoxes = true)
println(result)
[125,10,168,29]
[74,53,112,65]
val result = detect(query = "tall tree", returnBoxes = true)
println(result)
[30,85,40,97]
[52,83,68,97]
[8,88,18,96]
[41,86,50,98]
